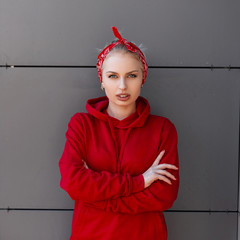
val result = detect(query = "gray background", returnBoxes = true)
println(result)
[0,0,239,239]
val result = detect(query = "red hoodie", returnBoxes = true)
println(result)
[59,96,179,240]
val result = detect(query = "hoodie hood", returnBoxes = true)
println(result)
[86,96,150,129]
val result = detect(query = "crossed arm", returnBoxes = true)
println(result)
[83,131,179,214]
[59,114,179,214]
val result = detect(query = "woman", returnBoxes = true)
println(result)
[59,26,179,240]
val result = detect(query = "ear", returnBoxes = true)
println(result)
[101,81,105,87]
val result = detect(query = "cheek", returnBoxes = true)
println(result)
[130,83,142,95]
[102,82,117,96]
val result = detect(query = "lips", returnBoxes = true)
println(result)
[116,93,130,101]
[117,94,129,97]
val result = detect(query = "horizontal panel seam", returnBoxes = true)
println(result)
[0,208,238,213]
[0,64,240,70]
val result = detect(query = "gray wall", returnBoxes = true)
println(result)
[0,0,239,239]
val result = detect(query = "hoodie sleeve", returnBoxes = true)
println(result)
[84,122,179,214]
[59,113,145,202]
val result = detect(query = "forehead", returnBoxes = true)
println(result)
[102,52,142,72]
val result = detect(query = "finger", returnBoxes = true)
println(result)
[152,150,165,166]
[156,163,178,170]
[158,175,172,185]
[82,160,89,169]
[154,169,176,181]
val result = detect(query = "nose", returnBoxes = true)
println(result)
[119,77,127,91]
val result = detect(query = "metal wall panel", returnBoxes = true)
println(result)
[239,213,240,240]
[0,0,240,66]
[0,211,73,240]
[0,68,239,211]
[0,68,101,209]
[164,212,237,240]
[0,211,237,240]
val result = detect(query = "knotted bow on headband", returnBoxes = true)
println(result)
[96,26,148,84]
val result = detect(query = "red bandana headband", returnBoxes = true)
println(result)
[96,26,148,84]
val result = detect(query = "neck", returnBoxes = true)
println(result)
[107,102,136,120]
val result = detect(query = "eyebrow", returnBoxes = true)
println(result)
[106,70,139,74]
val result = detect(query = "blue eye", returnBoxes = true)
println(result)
[128,74,137,78]
[108,74,117,78]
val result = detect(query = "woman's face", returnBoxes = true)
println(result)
[101,51,143,112]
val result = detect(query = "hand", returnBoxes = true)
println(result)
[142,150,178,188]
